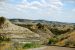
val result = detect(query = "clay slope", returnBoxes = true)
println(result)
[56,30,75,47]
[0,17,40,42]
[12,23,54,43]
[0,17,32,33]
[10,19,75,47]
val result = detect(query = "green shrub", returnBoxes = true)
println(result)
[48,38,57,45]
[0,34,10,43]
[23,42,41,49]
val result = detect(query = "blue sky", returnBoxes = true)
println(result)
[0,0,75,23]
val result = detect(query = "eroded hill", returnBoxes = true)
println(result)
[9,18,75,47]
[0,17,75,48]
[0,17,53,44]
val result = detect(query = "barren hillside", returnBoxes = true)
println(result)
[9,18,75,47]
[0,17,53,44]
[0,17,75,48]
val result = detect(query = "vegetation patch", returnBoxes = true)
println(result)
[0,34,10,43]
[50,28,70,35]
[23,42,41,49]
[48,38,58,45]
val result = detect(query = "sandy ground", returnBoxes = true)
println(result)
[28,46,75,50]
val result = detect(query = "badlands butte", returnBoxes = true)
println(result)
[0,16,75,48]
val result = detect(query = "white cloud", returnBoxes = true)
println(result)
[30,1,42,7]
[0,0,64,20]
[17,0,63,10]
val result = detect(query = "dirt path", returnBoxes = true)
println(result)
[43,46,75,50]
[28,46,75,50]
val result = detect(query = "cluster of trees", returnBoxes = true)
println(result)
[36,23,44,29]
[50,28,70,35]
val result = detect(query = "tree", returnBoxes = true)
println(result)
[36,23,44,29]
[0,16,6,25]
[48,38,57,45]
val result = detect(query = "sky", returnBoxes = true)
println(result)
[0,0,75,23]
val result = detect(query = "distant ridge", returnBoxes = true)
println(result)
[9,18,75,24]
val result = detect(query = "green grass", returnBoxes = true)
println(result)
[23,42,41,49]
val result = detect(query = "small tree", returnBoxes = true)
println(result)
[36,23,44,29]
[0,16,6,25]
[48,38,57,45]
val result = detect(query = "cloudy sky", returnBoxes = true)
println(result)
[0,0,75,23]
